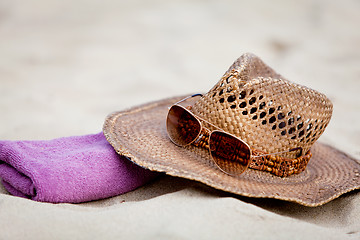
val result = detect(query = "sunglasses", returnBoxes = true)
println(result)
[166,94,302,176]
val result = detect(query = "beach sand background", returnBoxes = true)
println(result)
[1,0,360,239]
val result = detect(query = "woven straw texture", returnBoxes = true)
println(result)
[191,53,333,158]
[103,95,360,207]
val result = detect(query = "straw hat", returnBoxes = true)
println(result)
[103,53,360,207]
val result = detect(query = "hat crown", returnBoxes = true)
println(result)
[191,53,333,158]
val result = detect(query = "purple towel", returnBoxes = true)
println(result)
[0,132,159,203]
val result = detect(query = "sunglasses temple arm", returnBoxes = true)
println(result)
[255,147,303,158]
[173,94,203,106]
[191,93,203,98]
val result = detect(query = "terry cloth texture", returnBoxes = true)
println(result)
[0,132,158,203]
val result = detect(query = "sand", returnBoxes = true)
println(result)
[1,0,360,239]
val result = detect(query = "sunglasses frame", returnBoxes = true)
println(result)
[167,95,253,175]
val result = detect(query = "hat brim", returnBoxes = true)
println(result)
[103,95,360,207]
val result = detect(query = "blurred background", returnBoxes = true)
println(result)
[0,0,359,156]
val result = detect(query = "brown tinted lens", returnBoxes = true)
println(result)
[166,105,201,146]
[209,131,251,175]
